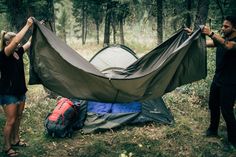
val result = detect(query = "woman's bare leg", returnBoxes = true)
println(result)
[11,101,25,144]
[3,104,17,150]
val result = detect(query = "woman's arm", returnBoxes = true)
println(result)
[23,36,32,51]
[22,20,45,52]
[4,17,33,56]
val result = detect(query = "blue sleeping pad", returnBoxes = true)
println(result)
[87,101,141,114]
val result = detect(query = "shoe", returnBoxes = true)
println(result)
[11,140,27,147]
[223,142,236,152]
[3,147,18,157]
[205,128,218,137]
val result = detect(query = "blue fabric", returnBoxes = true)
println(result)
[87,101,112,114]
[0,94,26,105]
[112,102,141,113]
[87,101,141,114]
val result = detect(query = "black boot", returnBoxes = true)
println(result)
[205,128,218,137]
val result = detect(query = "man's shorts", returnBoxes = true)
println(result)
[0,94,26,105]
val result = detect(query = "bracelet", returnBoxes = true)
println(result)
[208,32,214,38]
[224,38,228,44]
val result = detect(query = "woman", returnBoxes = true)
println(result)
[0,17,33,157]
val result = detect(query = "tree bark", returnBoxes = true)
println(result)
[156,0,163,44]
[104,2,112,47]
[112,22,116,44]
[46,0,56,32]
[194,0,210,29]
[82,0,85,45]
[96,21,100,44]
[119,19,125,45]
[215,0,225,23]
[186,0,192,28]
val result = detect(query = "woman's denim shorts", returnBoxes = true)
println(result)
[0,94,26,105]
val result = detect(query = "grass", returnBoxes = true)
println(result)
[1,85,236,157]
[1,40,236,157]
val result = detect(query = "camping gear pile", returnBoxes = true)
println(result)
[45,45,174,136]
[29,19,206,136]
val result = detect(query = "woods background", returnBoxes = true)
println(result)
[0,0,235,49]
[0,0,236,157]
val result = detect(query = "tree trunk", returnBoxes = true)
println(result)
[6,0,24,31]
[156,0,163,44]
[186,0,192,28]
[194,0,210,29]
[215,0,225,22]
[46,0,56,32]
[104,2,112,47]
[96,21,100,44]
[84,11,88,44]
[82,0,85,45]
[63,28,66,42]
[112,22,116,44]
[119,19,125,45]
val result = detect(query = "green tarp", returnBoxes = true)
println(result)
[29,20,206,103]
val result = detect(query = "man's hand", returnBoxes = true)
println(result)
[184,28,193,36]
[40,20,45,25]
[201,26,212,36]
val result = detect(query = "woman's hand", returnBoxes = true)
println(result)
[26,17,34,28]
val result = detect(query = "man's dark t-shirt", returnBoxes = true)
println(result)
[0,47,27,95]
[213,37,236,86]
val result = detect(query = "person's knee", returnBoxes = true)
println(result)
[221,104,234,120]
[6,117,17,126]
[209,103,220,111]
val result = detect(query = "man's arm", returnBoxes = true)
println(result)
[202,26,236,50]
[184,27,215,47]
[206,39,215,47]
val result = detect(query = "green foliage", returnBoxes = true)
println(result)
[0,13,10,30]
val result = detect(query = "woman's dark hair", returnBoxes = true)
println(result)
[225,16,236,28]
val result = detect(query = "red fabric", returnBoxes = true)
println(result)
[49,98,73,121]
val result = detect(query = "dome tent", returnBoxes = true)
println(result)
[80,45,174,133]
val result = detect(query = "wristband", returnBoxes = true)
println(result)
[208,32,214,38]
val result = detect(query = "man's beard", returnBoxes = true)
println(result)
[222,30,233,38]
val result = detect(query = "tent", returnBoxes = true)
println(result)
[70,45,174,133]
[78,45,174,133]
[29,19,207,103]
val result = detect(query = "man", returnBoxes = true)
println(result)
[195,16,236,148]
[186,15,236,148]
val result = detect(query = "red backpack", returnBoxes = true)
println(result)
[44,98,80,138]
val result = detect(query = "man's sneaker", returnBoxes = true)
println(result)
[205,128,218,137]
[223,142,236,152]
